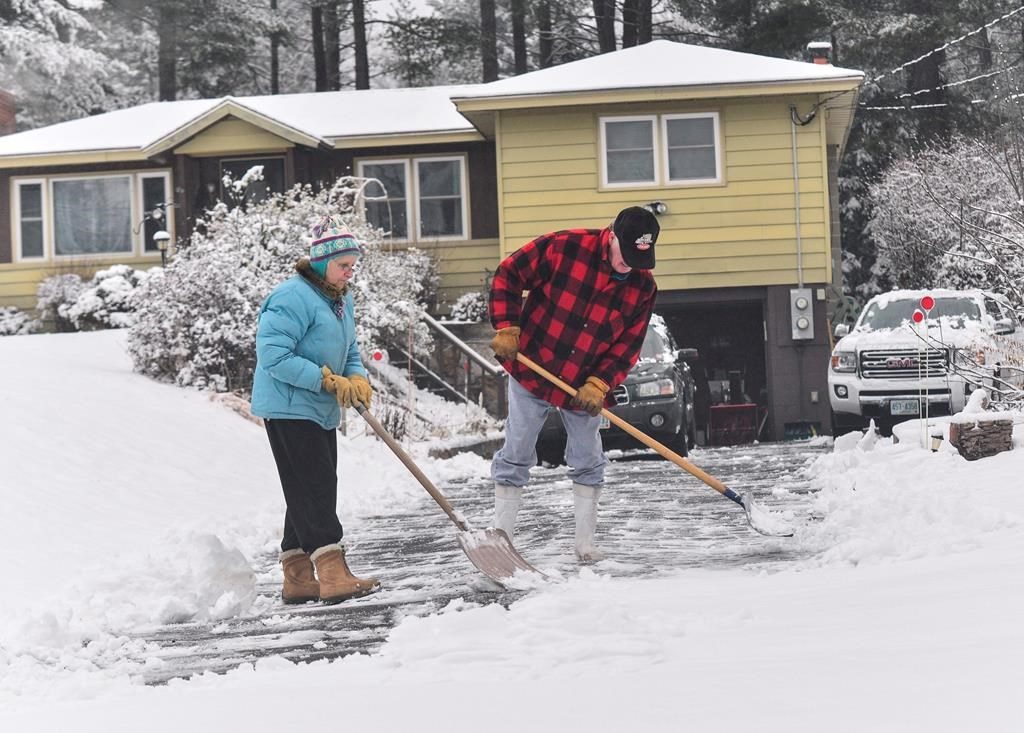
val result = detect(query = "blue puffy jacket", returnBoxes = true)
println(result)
[251,267,367,430]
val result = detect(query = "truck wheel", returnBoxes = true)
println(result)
[535,436,567,466]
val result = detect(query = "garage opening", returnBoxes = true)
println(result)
[662,303,767,446]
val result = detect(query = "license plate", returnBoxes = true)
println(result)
[890,399,920,416]
[599,416,610,429]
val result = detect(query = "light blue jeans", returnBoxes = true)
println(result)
[491,377,607,488]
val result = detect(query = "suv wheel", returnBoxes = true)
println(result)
[667,429,690,458]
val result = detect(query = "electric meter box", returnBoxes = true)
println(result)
[790,288,814,341]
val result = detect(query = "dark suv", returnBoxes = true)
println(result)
[535,314,697,464]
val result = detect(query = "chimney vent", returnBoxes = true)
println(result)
[806,41,832,65]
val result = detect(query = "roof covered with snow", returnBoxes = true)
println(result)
[451,40,863,104]
[0,41,863,162]
[0,86,481,159]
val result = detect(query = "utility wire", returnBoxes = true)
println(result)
[866,3,1024,88]
[895,62,1022,101]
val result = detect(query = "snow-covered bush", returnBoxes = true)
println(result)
[868,132,1024,314]
[0,307,37,336]
[448,290,488,322]
[128,177,437,393]
[65,265,149,331]
[36,267,148,332]
[35,273,84,332]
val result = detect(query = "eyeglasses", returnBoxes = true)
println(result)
[330,261,357,273]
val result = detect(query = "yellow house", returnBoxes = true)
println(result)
[451,40,863,440]
[0,40,863,438]
[0,89,499,312]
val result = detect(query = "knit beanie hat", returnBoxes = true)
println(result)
[309,216,362,278]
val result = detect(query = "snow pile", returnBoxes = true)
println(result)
[0,329,492,701]
[797,421,1023,566]
[3,330,1024,730]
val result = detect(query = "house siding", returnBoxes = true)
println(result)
[1,161,174,308]
[496,97,830,289]
[1,140,500,311]
[495,95,836,439]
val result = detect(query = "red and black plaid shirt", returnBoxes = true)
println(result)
[489,227,657,409]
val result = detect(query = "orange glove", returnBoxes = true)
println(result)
[490,326,521,359]
[321,365,355,408]
[349,373,373,408]
[571,376,610,416]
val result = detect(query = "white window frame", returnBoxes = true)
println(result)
[599,111,723,189]
[13,178,47,263]
[50,173,136,260]
[356,158,413,241]
[413,155,469,241]
[599,115,659,189]
[10,171,173,262]
[356,155,469,242]
[661,112,723,185]
[137,171,173,252]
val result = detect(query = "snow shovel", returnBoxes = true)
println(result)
[516,353,794,538]
[354,404,545,587]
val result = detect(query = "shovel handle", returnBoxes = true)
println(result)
[355,404,470,531]
[515,353,736,500]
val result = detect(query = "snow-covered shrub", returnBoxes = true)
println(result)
[448,290,488,322]
[36,267,148,332]
[64,265,149,331]
[0,307,37,336]
[868,132,1024,313]
[128,177,436,393]
[35,273,83,332]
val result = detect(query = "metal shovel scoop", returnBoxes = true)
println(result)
[355,404,545,587]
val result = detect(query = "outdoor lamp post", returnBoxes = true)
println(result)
[153,230,171,267]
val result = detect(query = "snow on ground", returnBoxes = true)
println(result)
[1,331,1023,731]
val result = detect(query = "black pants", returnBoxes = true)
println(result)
[264,418,344,554]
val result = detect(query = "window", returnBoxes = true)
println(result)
[417,158,464,238]
[220,157,285,204]
[12,172,171,261]
[360,160,410,239]
[663,114,720,183]
[15,180,44,260]
[602,116,658,185]
[53,176,132,256]
[357,155,467,241]
[600,112,721,188]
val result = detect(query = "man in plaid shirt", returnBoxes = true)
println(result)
[488,206,659,561]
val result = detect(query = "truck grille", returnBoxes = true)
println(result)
[612,385,629,405]
[860,348,947,379]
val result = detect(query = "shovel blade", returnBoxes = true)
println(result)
[456,528,546,587]
[740,495,794,538]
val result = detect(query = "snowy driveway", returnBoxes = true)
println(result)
[136,440,825,683]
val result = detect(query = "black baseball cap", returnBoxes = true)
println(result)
[612,206,659,269]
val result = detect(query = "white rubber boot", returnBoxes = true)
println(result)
[494,483,523,539]
[573,483,604,562]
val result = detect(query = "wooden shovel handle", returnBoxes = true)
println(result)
[515,352,731,497]
[355,405,469,531]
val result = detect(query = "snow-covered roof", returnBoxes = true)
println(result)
[0,41,864,163]
[0,86,481,160]
[451,40,863,104]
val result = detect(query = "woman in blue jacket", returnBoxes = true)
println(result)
[251,219,380,604]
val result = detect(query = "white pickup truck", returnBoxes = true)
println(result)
[828,289,1024,434]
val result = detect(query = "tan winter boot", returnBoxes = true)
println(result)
[280,549,319,604]
[310,543,381,604]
